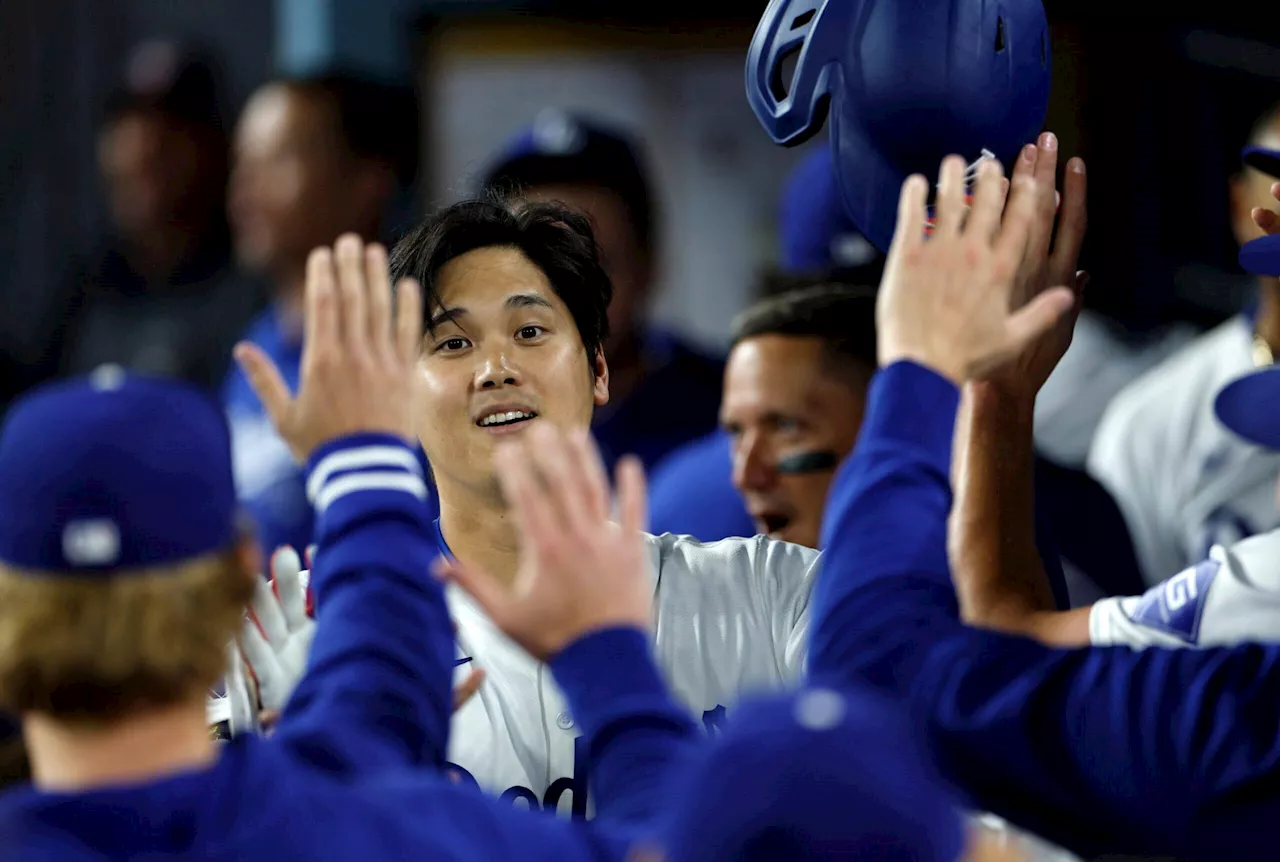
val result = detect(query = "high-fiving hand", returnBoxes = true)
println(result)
[233,233,423,462]
[437,423,653,663]
[876,152,1077,385]
[981,133,1088,398]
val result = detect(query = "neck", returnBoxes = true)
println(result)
[23,699,216,793]
[438,481,521,589]
[1254,276,1280,353]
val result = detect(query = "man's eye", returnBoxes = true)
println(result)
[438,337,469,352]
[516,326,546,340]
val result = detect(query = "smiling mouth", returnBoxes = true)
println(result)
[476,410,538,429]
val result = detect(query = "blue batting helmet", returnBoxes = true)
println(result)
[746,0,1052,252]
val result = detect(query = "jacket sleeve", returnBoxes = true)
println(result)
[551,626,700,840]
[808,360,1280,859]
[274,433,454,780]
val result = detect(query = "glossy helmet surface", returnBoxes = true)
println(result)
[746,0,1051,251]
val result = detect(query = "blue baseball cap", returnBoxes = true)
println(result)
[661,688,965,862]
[780,146,879,273]
[478,109,654,249]
[0,366,238,574]
[1243,146,1280,179]
[747,0,1051,253]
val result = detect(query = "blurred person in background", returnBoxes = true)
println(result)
[56,41,262,391]
[221,72,423,557]
[717,284,878,549]
[647,145,881,542]
[1087,105,1280,587]
[479,110,724,473]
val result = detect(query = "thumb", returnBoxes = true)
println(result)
[1003,286,1077,354]
[434,556,515,630]
[234,342,294,431]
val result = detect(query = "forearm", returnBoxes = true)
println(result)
[809,365,1280,857]
[551,626,699,837]
[949,383,1058,634]
[277,434,454,777]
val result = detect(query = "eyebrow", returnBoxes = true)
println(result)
[426,292,554,332]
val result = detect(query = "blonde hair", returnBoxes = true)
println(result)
[0,549,252,723]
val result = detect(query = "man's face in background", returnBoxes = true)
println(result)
[228,84,387,282]
[522,184,651,353]
[721,334,870,548]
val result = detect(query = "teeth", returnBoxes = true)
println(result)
[479,411,535,427]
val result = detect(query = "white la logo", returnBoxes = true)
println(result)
[62,519,121,566]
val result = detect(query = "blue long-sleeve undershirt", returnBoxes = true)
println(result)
[809,360,1280,860]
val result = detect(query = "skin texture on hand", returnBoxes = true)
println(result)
[875,151,1075,387]
[437,423,653,663]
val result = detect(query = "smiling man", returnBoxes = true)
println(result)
[372,196,816,815]
[719,285,877,547]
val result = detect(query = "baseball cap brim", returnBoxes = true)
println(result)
[1214,366,1280,449]
[1244,146,1280,179]
[1240,234,1280,277]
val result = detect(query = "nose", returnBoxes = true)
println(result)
[731,430,775,493]
[475,347,520,390]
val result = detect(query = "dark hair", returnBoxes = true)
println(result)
[279,73,420,188]
[480,117,655,257]
[388,196,612,361]
[730,283,879,379]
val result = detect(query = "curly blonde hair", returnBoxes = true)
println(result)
[0,549,253,724]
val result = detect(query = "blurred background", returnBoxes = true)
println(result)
[1,0,1277,411]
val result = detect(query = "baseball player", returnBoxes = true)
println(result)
[953,173,1280,653]
[233,198,819,818]
[811,151,1280,859]
[1085,105,1280,587]
[0,237,771,860]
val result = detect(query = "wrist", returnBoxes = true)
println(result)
[878,346,965,386]
[967,380,1036,424]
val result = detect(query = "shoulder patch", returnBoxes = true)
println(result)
[1124,558,1221,643]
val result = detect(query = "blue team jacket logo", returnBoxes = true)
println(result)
[1125,558,1220,643]
[446,706,728,817]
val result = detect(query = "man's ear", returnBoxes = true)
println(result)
[592,348,610,407]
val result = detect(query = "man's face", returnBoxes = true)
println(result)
[413,246,610,495]
[228,84,381,278]
[1231,122,1280,247]
[521,185,650,348]
[721,334,869,548]
[98,111,200,238]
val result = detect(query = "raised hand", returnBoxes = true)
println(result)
[226,546,486,735]
[876,152,1077,385]
[437,423,653,663]
[232,233,423,462]
[238,547,316,716]
[980,132,1089,398]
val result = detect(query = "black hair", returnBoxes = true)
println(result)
[480,122,655,257]
[388,195,612,362]
[278,73,420,188]
[730,282,879,380]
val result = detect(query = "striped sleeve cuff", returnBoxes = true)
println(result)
[304,433,427,514]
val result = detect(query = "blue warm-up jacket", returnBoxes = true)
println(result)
[808,361,1280,860]
[0,433,696,860]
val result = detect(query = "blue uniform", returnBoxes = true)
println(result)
[0,434,696,859]
[647,430,755,541]
[810,361,1280,859]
